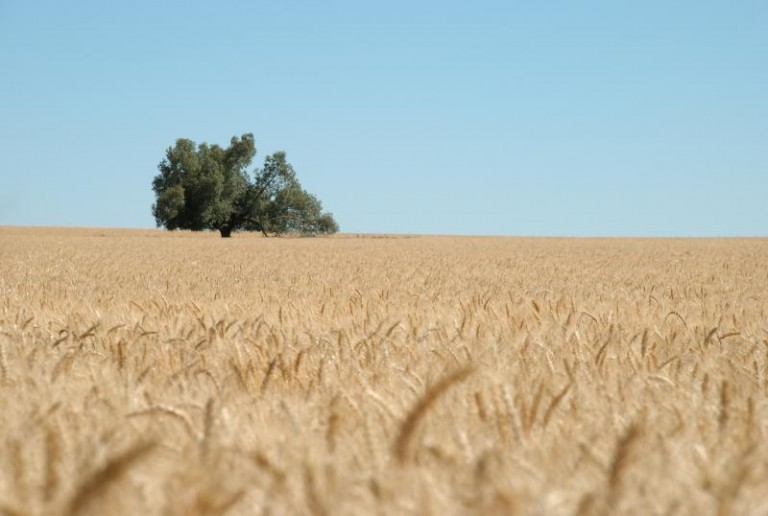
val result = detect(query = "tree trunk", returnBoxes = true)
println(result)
[219,226,232,238]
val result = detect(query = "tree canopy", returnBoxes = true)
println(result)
[152,134,338,237]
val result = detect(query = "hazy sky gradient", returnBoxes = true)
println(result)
[1,1,766,235]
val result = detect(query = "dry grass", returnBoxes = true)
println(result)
[1,227,767,515]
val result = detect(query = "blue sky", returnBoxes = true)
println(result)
[1,1,765,236]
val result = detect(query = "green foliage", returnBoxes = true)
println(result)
[152,134,338,237]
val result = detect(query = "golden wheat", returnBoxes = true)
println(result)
[0,227,767,515]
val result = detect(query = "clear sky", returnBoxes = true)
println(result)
[1,1,766,236]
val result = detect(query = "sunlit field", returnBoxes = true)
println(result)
[1,227,767,515]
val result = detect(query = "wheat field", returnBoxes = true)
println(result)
[1,227,767,515]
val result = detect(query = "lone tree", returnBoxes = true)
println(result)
[152,134,338,237]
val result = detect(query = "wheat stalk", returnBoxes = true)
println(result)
[65,442,156,516]
[393,367,474,463]
[607,422,642,508]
